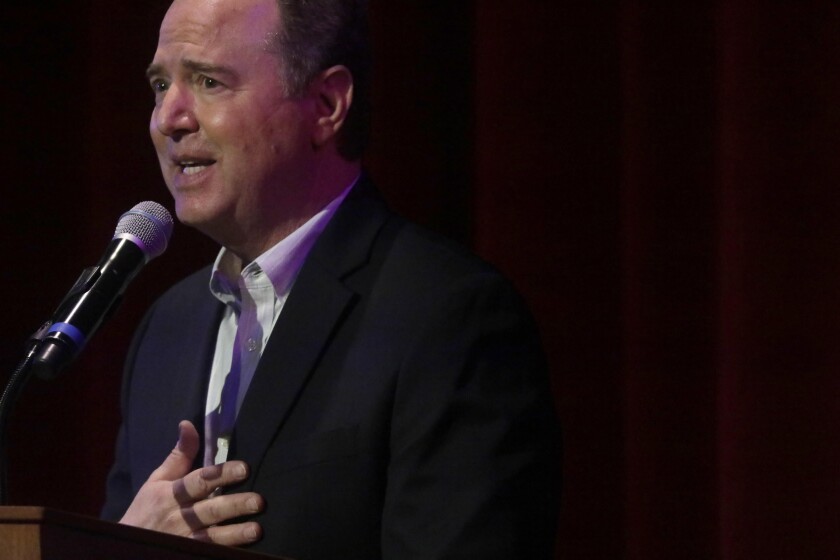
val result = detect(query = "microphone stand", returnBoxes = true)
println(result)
[0,322,50,505]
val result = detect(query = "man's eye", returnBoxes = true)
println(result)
[150,79,169,93]
[198,76,220,89]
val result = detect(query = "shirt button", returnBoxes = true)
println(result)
[246,337,259,352]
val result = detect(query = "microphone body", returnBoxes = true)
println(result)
[30,202,173,380]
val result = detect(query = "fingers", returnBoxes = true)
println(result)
[122,474,264,543]
[120,420,266,547]
[188,491,265,531]
[173,460,250,504]
[191,520,263,547]
[149,420,200,483]
[176,420,200,458]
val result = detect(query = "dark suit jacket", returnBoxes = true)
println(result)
[102,177,559,559]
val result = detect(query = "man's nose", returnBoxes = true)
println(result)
[152,84,198,138]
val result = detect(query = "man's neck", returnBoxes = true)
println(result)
[227,160,362,264]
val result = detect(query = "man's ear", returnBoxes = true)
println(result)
[310,65,354,148]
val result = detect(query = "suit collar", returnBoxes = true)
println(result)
[306,173,391,278]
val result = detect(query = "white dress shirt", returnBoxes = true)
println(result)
[203,180,356,465]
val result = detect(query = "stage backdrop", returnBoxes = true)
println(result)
[2,2,840,559]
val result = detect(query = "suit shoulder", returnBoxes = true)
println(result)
[385,219,509,289]
[151,265,214,309]
[133,264,217,337]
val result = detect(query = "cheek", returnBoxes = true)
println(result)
[149,116,166,153]
[149,107,163,140]
[151,134,166,157]
[203,109,227,133]
[259,102,309,147]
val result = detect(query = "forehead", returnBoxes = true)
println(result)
[156,0,279,60]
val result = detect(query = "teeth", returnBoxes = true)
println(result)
[183,164,208,176]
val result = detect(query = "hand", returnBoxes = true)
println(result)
[119,420,265,546]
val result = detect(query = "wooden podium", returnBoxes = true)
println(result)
[0,507,287,560]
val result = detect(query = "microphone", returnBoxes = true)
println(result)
[29,201,174,380]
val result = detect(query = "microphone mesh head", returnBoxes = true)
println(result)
[114,201,174,259]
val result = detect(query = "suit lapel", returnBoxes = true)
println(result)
[167,275,223,468]
[231,177,391,482]
[131,269,223,478]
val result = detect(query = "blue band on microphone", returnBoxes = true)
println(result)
[48,322,87,348]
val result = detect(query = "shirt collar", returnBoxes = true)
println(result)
[209,175,359,306]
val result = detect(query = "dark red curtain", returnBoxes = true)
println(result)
[2,2,840,558]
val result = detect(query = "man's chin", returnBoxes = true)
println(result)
[174,207,232,247]
[173,204,214,233]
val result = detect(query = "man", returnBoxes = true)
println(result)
[101,0,559,558]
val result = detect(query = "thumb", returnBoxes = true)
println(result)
[149,420,200,482]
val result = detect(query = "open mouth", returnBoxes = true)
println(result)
[178,160,216,175]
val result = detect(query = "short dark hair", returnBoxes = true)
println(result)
[272,0,372,161]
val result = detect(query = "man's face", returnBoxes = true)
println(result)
[147,0,317,256]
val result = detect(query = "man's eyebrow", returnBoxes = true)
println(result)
[145,63,164,80]
[145,60,236,80]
